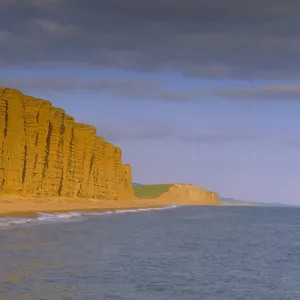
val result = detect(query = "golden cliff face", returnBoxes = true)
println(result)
[0,88,134,200]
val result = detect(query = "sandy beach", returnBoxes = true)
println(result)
[0,196,167,217]
[0,193,223,217]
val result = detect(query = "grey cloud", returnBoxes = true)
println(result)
[216,84,300,101]
[29,19,78,36]
[96,121,260,143]
[0,30,11,42]
[0,77,80,91]
[179,132,260,143]
[86,79,159,99]
[0,77,204,101]
[96,122,175,141]
[277,137,300,149]
[284,141,300,149]
[1,0,300,79]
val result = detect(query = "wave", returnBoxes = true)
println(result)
[113,205,180,214]
[83,205,180,216]
[0,205,179,229]
[0,217,33,229]
[37,211,83,221]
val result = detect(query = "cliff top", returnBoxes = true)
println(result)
[134,184,173,199]
[133,183,220,205]
[134,183,217,198]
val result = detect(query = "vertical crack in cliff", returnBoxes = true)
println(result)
[77,147,86,197]
[21,100,27,187]
[88,152,94,181]
[33,153,38,170]
[57,123,65,196]
[22,145,27,184]
[35,133,39,146]
[88,152,95,196]
[0,94,6,190]
[42,122,52,185]
[3,99,8,138]
[70,128,75,180]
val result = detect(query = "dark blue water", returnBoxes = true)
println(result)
[1,206,300,300]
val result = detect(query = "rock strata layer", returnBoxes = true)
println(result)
[0,88,134,200]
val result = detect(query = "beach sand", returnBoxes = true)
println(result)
[0,196,167,217]
[0,187,223,217]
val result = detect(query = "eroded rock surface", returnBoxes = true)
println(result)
[0,88,134,200]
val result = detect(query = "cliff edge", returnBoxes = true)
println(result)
[0,88,133,200]
[134,184,220,205]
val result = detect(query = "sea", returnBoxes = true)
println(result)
[1,205,300,300]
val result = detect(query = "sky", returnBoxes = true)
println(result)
[1,0,300,204]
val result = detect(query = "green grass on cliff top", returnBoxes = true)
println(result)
[134,184,172,199]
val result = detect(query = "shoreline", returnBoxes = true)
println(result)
[0,196,223,218]
[0,196,265,218]
[0,199,268,218]
[0,197,167,218]
[0,206,163,218]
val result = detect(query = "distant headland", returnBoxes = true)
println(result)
[133,184,220,206]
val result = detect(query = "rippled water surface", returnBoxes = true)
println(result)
[1,206,300,300]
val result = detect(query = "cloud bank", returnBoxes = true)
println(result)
[3,77,300,102]
[0,77,205,102]
[216,84,300,101]
[96,121,262,143]
[1,0,300,79]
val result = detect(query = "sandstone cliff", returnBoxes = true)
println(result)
[158,184,220,205]
[134,184,220,205]
[0,88,134,200]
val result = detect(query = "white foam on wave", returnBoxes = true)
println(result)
[113,205,180,214]
[81,204,180,216]
[83,211,114,216]
[37,211,83,221]
[35,205,180,221]
[0,217,33,229]
[0,205,180,229]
